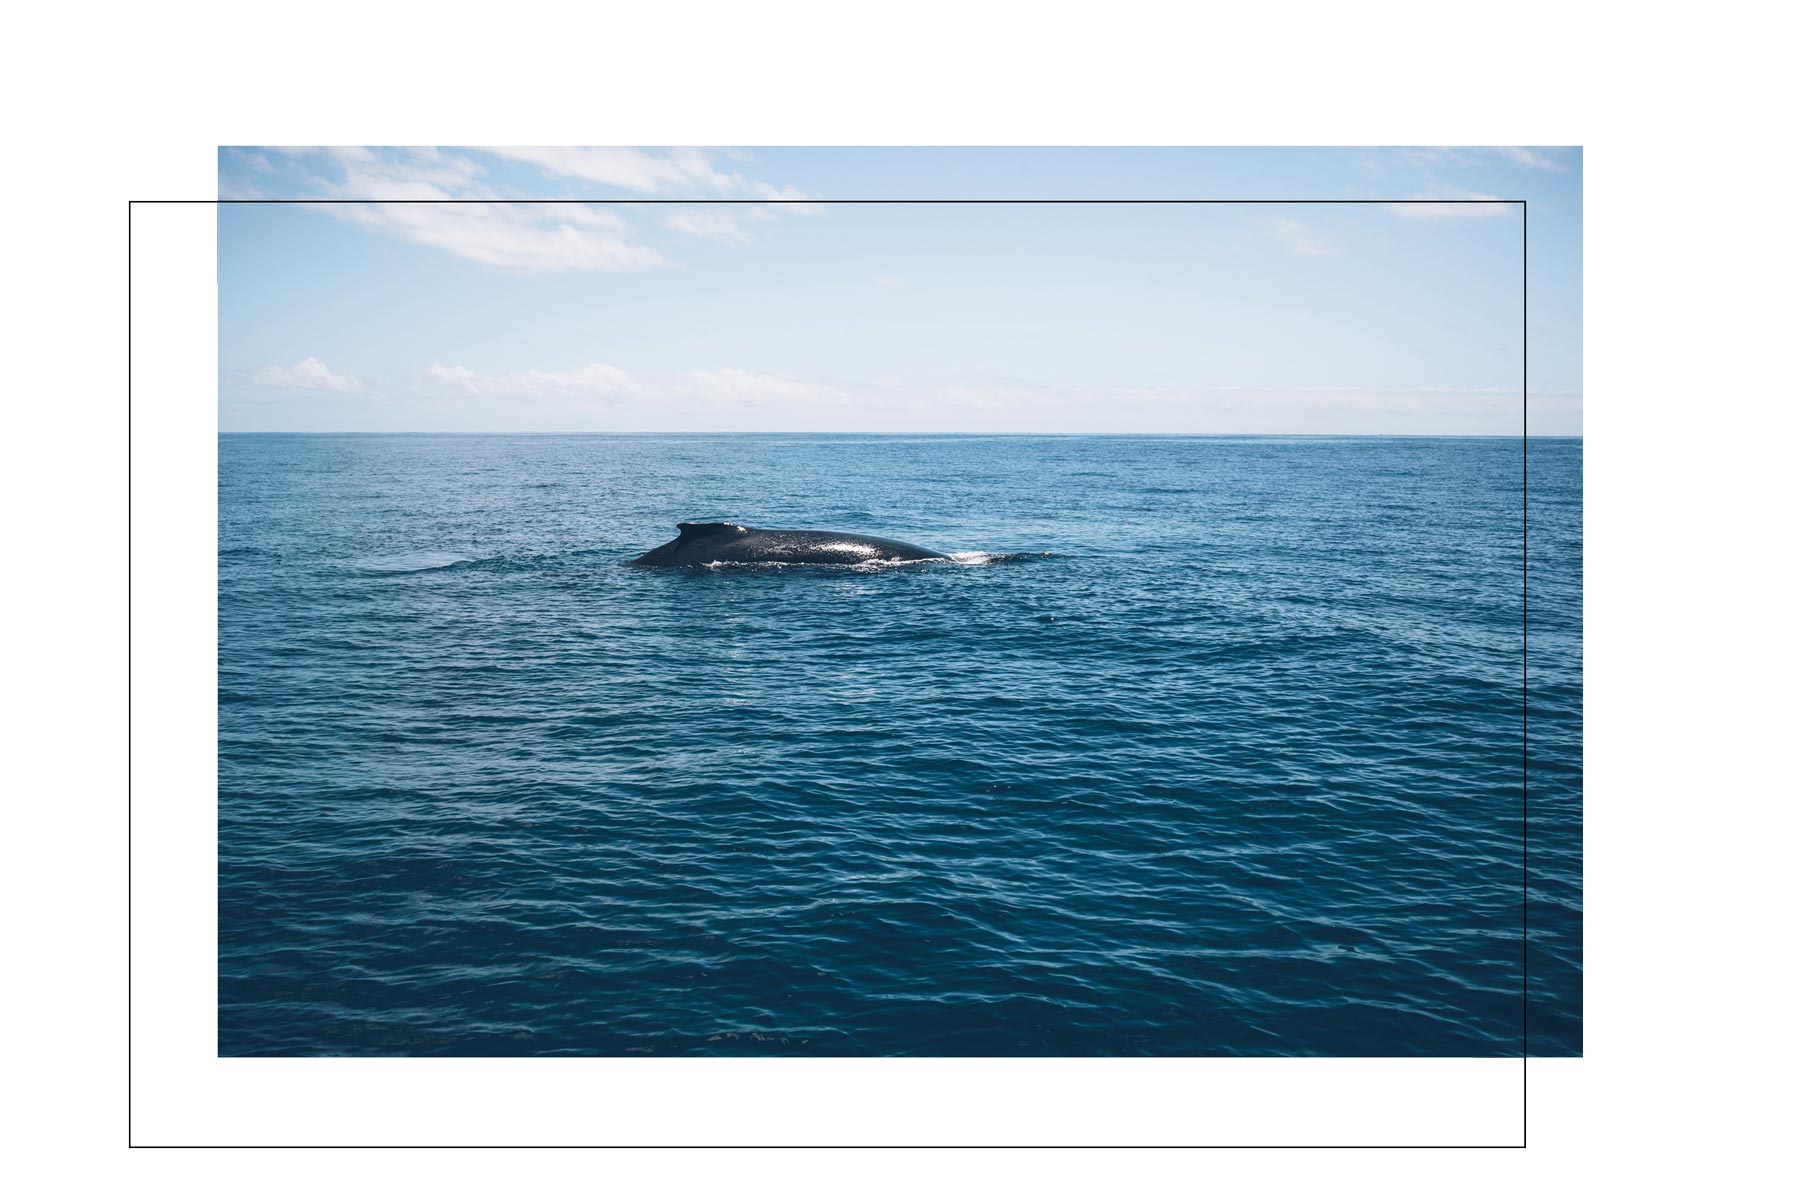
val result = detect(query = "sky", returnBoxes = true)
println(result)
[218,147,1581,434]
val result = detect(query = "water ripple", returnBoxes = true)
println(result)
[219,434,1582,1056]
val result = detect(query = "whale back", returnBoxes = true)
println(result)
[675,521,748,538]
[631,521,946,567]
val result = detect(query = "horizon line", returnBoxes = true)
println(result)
[217,430,1577,438]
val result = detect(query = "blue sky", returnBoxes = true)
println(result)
[218,147,1581,434]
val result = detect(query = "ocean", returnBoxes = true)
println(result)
[218,433,1581,1056]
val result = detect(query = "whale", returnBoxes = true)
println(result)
[630,521,949,567]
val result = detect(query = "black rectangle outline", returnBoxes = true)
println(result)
[130,195,1533,1144]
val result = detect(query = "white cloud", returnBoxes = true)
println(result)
[251,357,362,392]
[425,364,478,387]
[487,146,744,193]
[489,147,821,213]
[263,147,665,273]
[662,207,755,244]
[746,184,824,216]
[1378,146,1569,174]
[919,378,1571,434]
[511,363,640,397]
[1385,190,1516,219]
[944,380,1054,411]
[675,369,846,405]
[1387,147,1479,169]
[426,362,843,407]
[1269,217,1336,255]
[426,362,640,400]
[228,148,275,176]
[245,147,822,272]
[325,201,664,273]
[1495,146,1569,171]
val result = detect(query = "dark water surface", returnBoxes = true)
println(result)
[218,434,1581,1056]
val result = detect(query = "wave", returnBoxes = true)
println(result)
[681,551,1055,572]
[354,548,1058,577]
[948,551,1055,565]
[351,552,479,575]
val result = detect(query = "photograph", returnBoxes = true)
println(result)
[13,0,1782,1178]
[214,146,1582,1059]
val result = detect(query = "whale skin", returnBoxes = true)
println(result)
[630,521,949,567]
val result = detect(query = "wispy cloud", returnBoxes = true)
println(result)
[1380,146,1569,173]
[236,147,820,273]
[488,147,737,194]
[746,186,824,216]
[254,147,663,274]
[489,147,824,210]
[426,362,641,400]
[1269,217,1336,255]
[1385,190,1516,219]
[230,359,1572,435]
[662,207,759,244]
[675,369,847,406]
[332,201,665,273]
[925,376,1566,433]
[252,357,362,392]
[944,379,1058,411]
[1494,146,1569,171]
[424,363,844,407]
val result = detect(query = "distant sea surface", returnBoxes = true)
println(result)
[219,434,1581,1056]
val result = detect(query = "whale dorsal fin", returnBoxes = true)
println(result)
[676,521,747,538]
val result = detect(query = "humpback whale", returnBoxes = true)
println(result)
[630,521,949,567]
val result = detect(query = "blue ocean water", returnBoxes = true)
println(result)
[218,434,1582,1056]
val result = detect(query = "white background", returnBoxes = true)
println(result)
[12,0,1796,1193]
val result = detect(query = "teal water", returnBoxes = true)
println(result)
[218,433,1581,1056]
